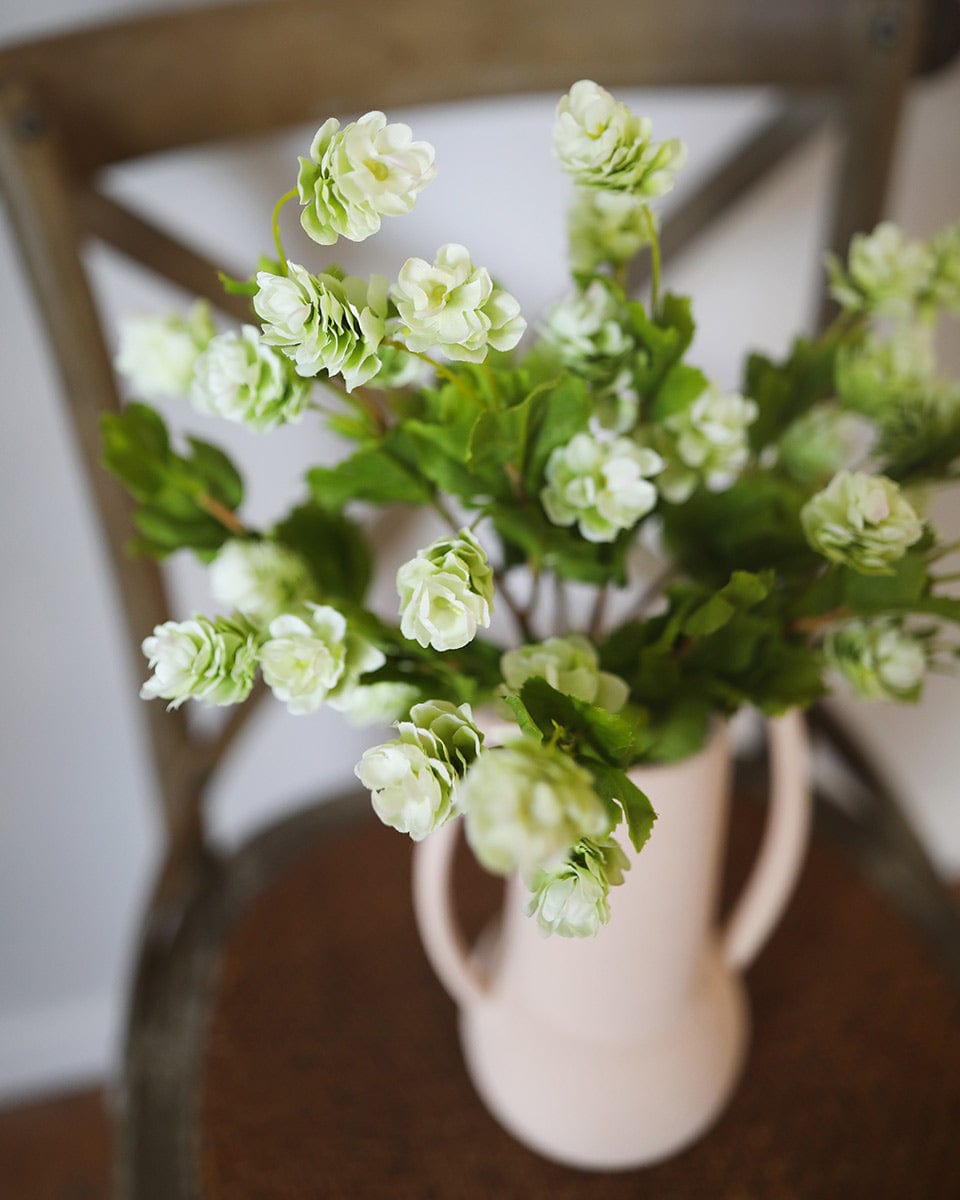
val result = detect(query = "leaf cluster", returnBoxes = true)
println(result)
[101,402,244,560]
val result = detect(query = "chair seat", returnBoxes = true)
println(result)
[148,792,960,1199]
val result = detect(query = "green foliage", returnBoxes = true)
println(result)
[628,292,696,397]
[587,761,657,853]
[490,502,631,585]
[101,402,244,560]
[307,440,433,508]
[272,502,372,603]
[661,476,816,583]
[745,336,837,451]
[218,254,284,298]
[510,677,650,768]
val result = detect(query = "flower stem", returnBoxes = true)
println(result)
[196,493,247,536]
[587,584,609,643]
[383,339,476,403]
[642,207,662,317]
[271,188,299,275]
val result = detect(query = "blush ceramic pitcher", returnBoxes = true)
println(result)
[412,711,810,1170]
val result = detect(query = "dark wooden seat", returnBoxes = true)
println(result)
[2,3,960,1197]
[133,790,960,1197]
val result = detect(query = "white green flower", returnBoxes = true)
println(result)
[115,301,215,398]
[140,613,259,709]
[540,281,633,381]
[592,368,642,434]
[258,603,385,715]
[524,836,630,938]
[254,263,387,391]
[801,470,923,574]
[553,80,687,196]
[568,188,653,274]
[297,112,436,245]
[825,619,927,702]
[333,680,421,726]
[397,528,494,652]
[391,244,525,363]
[460,739,610,876]
[778,404,875,488]
[653,387,758,503]
[355,700,483,840]
[190,325,311,432]
[925,220,960,312]
[541,431,663,543]
[208,539,315,626]
[828,222,934,316]
[835,326,936,419]
[501,634,629,712]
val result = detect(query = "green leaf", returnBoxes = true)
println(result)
[662,475,816,583]
[490,502,630,586]
[648,362,709,422]
[502,692,542,740]
[518,677,643,767]
[682,569,773,638]
[522,376,593,489]
[185,437,243,508]
[644,699,711,763]
[307,443,432,508]
[272,502,372,602]
[745,336,837,451]
[587,762,657,853]
[100,402,244,560]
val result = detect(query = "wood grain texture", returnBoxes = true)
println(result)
[0,0,874,175]
[0,1087,112,1200]
[195,799,960,1199]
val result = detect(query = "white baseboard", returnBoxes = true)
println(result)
[0,992,116,1103]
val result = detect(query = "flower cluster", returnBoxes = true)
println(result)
[191,326,311,432]
[568,189,653,274]
[541,431,663,542]
[460,739,611,876]
[109,83,960,944]
[356,701,483,840]
[254,264,387,391]
[553,80,686,197]
[259,603,384,715]
[140,614,259,709]
[297,112,436,245]
[501,635,629,712]
[801,470,924,575]
[654,387,758,503]
[209,539,316,626]
[540,281,634,381]
[825,619,927,702]
[392,244,526,363]
[397,529,494,651]
[524,836,630,938]
[115,302,215,399]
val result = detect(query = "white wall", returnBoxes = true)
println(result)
[1,0,959,1099]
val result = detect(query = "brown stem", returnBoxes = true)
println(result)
[196,493,246,536]
[587,585,609,643]
[789,606,850,636]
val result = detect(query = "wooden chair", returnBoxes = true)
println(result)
[2,2,959,1195]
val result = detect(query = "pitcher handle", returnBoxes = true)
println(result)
[721,709,812,970]
[412,817,488,1007]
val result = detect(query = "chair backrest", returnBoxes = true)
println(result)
[0,0,953,852]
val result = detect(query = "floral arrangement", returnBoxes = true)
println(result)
[107,82,960,939]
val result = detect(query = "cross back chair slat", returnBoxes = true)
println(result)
[0,0,936,866]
